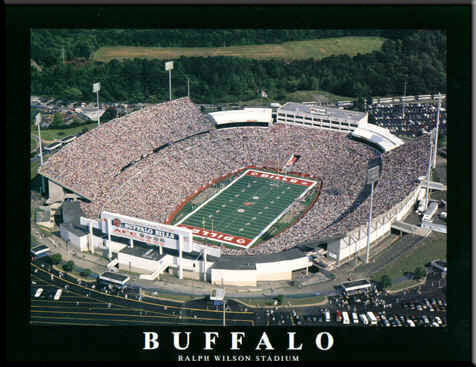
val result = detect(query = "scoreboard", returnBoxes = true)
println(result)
[101,211,193,253]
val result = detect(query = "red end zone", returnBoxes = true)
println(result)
[177,224,252,247]
[246,170,315,187]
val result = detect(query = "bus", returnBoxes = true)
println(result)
[366,311,378,325]
[423,201,438,222]
[342,311,350,325]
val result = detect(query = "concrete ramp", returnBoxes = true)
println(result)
[392,221,431,237]
[421,220,447,234]
[418,178,447,191]
[107,258,119,271]
[139,255,174,281]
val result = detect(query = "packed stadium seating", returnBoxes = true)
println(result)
[40,98,431,256]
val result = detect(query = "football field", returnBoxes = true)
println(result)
[176,169,318,249]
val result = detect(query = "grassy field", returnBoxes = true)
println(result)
[236,295,326,307]
[285,89,355,104]
[31,132,38,152]
[371,231,447,283]
[388,279,424,292]
[93,37,385,62]
[38,122,98,142]
[31,159,41,181]
[177,169,316,248]
[218,88,355,108]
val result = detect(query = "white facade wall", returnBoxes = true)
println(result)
[209,108,272,125]
[59,223,88,252]
[276,112,365,133]
[331,186,421,263]
[117,252,165,273]
[48,180,65,202]
[107,240,127,254]
[211,269,257,287]
[91,235,105,249]
[255,257,312,281]
[192,242,221,258]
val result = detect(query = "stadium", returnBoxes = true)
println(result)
[39,97,431,286]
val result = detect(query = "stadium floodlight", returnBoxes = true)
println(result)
[425,128,437,209]
[93,82,101,125]
[165,61,174,101]
[35,113,46,194]
[432,92,442,168]
[210,288,226,326]
[365,161,379,264]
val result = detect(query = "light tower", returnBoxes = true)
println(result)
[93,82,101,125]
[432,92,442,168]
[35,113,46,194]
[425,128,437,209]
[402,80,407,119]
[365,160,379,264]
[165,61,174,101]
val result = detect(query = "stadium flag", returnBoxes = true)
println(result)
[284,153,301,169]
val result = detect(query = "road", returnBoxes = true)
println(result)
[30,261,255,326]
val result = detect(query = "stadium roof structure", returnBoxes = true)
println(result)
[120,242,220,263]
[62,201,84,227]
[99,272,130,285]
[295,235,346,251]
[340,279,372,292]
[35,206,51,223]
[31,245,49,254]
[279,102,367,123]
[351,123,404,152]
[61,222,88,237]
[211,247,307,270]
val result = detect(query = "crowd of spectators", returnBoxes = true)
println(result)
[41,98,431,257]
[368,101,447,137]
[39,97,212,201]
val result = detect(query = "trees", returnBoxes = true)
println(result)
[51,113,65,128]
[49,253,62,265]
[30,30,446,105]
[80,269,92,278]
[62,260,74,272]
[101,107,118,123]
[64,87,83,100]
[414,267,427,280]
[380,275,392,289]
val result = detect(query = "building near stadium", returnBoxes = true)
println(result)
[276,102,368,132]
[38,97,431,286]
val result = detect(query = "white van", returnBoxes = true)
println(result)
[54,289,63,300]
[324,311,331,322]
[366,311,378,325]
[342,311,350,325]
[34,288,43,298]
[352,312,359,324]
[359,314,369,325]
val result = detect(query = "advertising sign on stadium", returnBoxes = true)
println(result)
[101,211,192,252]
[247,170,314,187]
[178,224,252,247]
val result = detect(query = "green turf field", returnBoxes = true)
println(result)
[176,169,317,249]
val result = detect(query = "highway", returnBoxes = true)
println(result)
[30,262,255,326]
